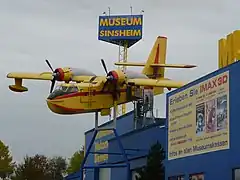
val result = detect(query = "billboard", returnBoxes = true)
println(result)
[168,71,229,160]
[98,15,143,47]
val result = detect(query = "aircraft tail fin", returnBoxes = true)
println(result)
[141,36,167,79]
[114,36,196,79]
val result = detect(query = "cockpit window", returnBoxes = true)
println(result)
[54,85,78,93]
[61,86,68,92]
[67,86,78,93]
[47,85,79,100]
[54,85,62,91]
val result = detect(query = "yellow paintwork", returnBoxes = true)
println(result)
[6,36,196,116]
[101,109,111,116]
[219,30,240,69]
[114,62,196,68]
[127,78,186,88]
[46,83,130,115]
[7,72,92,82]
[114,62,146,67]
[142,36,167,77]
[7,72,53,80]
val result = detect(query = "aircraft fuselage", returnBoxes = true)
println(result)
[46,89,128,115]
[46,85,164,115]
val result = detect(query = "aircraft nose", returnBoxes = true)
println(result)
[47,93,55,100]
[46,99,80,115]
[46,99,55,109]
[47,92,59,100]
[46,99,62,114]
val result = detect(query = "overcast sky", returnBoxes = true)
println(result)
[0,0,238,162]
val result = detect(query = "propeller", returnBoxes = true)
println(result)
[45,59,54,72]
[100,59,120,100]
[101,59,109,92]
[45,59,58,93]
[101,59,116,81]
[101,59,108,75]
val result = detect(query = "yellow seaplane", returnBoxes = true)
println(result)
[6,36,196,116]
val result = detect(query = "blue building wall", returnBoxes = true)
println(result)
[83,109,166,180]
[66,62,240,180]
[165,61,240,180]
[84,111,135,180]
[107,124,166,180]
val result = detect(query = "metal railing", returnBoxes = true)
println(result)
[134,108,165,129]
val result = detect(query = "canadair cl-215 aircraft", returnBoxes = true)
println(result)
[6,36,196,116]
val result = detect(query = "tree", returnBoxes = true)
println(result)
[48,156,67,180]
[66,146,84,174]
[0,140,15,180]
[13,154,51,180]
[136,141,165,180]
[12,154,67,180]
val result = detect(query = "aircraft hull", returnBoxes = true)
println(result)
[46,86,164,115]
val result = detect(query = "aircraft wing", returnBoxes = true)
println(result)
[7,72,93,82]
[6,72,97,93]
[7,72,53,80]
[127,78,186,88]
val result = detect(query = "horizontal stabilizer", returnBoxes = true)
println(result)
[115,62,196,68]
[150,63,196,68]
[115,62,145,67]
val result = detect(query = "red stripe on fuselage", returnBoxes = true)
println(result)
[54,89,126,100]
[153,44,160,77]
[53,103,84,111]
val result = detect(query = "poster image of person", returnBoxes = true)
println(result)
[216,94,228,131]
[168,176,184,180]
[143,89,154,112]
[196,103,205,136]
[189,173,204,180]
[205,99,217,133]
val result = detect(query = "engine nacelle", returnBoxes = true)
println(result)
[53,68,71,82]
[54,67,96,82]
[108,69,126,85]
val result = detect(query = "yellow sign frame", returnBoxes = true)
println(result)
[219,30,240,68]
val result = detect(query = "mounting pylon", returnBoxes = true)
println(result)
[118,40,128,116]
